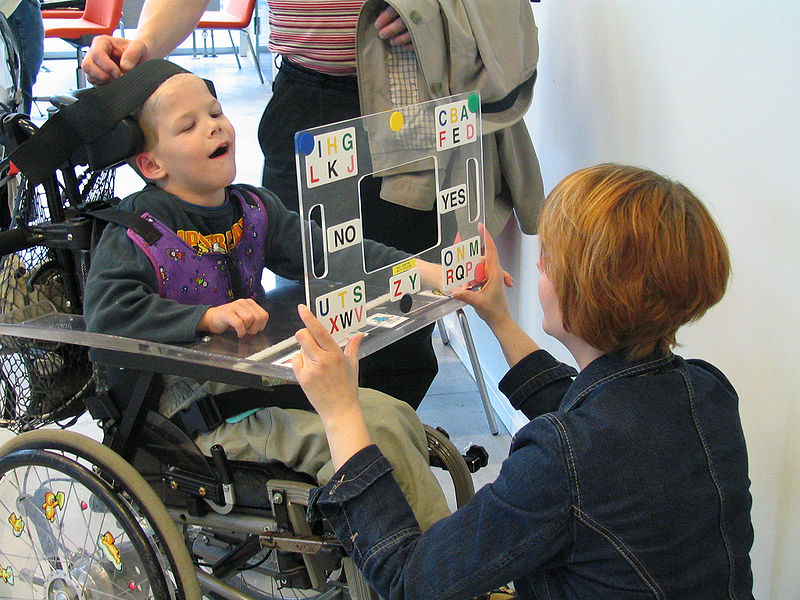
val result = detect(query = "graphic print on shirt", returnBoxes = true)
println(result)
[127,191,268,305]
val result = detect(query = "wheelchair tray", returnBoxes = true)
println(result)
[0,284,312,387]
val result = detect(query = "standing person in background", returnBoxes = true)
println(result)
[0,0,43,115]
[81,0,440,408]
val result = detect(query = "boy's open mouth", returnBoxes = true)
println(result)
[209,143,229,159]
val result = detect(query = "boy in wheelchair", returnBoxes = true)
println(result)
[82,59,451,534]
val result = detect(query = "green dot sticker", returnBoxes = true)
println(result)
[468,93,480,113]
[389,111,405,132]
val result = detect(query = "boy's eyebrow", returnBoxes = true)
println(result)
[170,109,196,127]
[164,94,224,130]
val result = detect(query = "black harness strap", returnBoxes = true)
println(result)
[88,207,162,244]
[10,59,201,185]
[170,385,314,438]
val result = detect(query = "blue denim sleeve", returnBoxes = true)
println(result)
[499,349,577,419]
[308,418,574,600]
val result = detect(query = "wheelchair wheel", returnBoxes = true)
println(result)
[0,429,201,599]
[424,424,475,508]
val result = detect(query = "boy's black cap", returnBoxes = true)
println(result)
[10,59,216,184]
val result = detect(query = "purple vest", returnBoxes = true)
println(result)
[127,189,267,306]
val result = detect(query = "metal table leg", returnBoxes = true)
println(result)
[456,308,498,435]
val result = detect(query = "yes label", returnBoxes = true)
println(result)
[438,184,467,213]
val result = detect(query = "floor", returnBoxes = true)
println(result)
[7,38,513,509]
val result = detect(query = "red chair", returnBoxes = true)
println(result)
[41,9,83,18]
[193,0,264,84]
[42,0,124,88]
[40,0,85,19]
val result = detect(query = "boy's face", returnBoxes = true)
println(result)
[136,74,236,206]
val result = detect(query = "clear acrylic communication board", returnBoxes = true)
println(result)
[296,92,485,358]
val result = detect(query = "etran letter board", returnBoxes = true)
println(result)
[295,92,484,356]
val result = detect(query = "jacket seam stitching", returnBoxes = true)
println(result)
[328,456,386,495]
[574,508,665,599]
[680,368,737,599]
[567,355,671,409]
[361,527,420,569]
[508,364,573,405]
[546,413,580,509]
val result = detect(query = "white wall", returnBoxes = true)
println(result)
[446,2,799,597]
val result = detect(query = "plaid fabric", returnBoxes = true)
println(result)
[388,45,419,107]
[387,45,432,150]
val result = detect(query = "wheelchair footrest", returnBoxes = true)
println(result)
[464,444,489,473]
[211,534,261,579]
[428,443,489,474]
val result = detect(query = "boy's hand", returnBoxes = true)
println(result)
[416,259,442,290]
[450,224,514,329]
[197,299,269,338]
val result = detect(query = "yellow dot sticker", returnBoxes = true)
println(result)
[389,111,405,132]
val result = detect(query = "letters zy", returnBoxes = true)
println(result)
[305,126,358,188]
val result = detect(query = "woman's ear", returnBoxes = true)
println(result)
[135,151,166,181]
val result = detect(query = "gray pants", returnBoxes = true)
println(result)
[193,387,451,531]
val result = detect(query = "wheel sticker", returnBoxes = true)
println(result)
[98,531,123,571]
[42,491,65,522]
[7,512,24,537]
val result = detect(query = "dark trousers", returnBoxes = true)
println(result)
[258,60,439,408]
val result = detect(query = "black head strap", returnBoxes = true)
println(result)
[10,59,216,184]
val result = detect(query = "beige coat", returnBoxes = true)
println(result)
[356,0,544,235]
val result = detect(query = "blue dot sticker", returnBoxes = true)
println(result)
[296,132,315,156]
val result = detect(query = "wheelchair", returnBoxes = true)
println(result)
[0,90,487,599]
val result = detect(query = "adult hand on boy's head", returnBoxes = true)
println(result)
[81,36,150,85]
[292,304,362,423]
[450,224,514,329]
[197,299,269,338]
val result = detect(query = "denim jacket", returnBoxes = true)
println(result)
[308,349,754,599]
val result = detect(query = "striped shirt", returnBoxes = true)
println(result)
[267,1,364,76]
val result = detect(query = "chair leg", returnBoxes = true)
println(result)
[436,318,451,345]
[75,47,86,88]
[456,308,499,435]
[240,30,264,84]
[226,30,242,70]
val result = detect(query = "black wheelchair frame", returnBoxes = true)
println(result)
[0,96,487,600]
